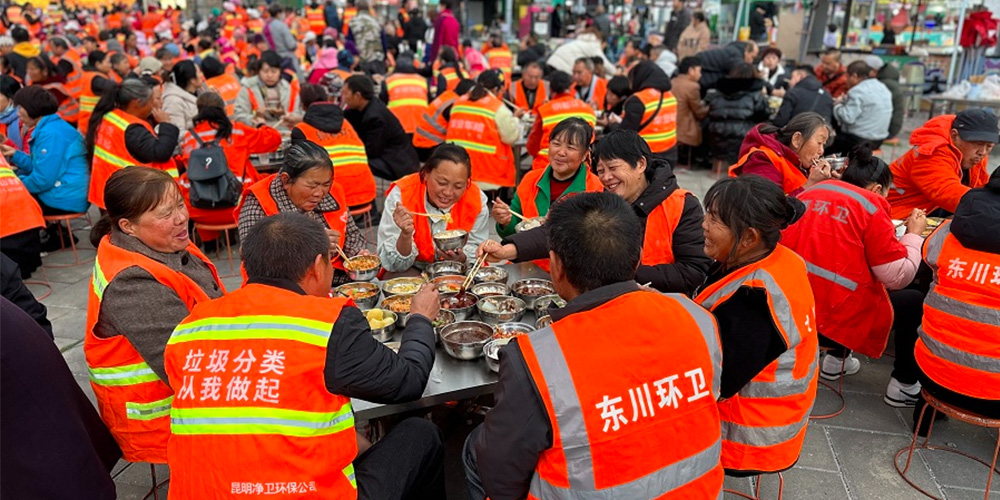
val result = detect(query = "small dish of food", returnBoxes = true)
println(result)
[469,282,510,298]
[432,309,456,342]
[439,292,479,320]
[381,277,424,297]
[532,294,566,317]
[484,337,513,372]
[363,308,397,342]
[473,266,509,285]
[426,261,468,279]
[511,278,556,308]
[440,321,493,360]
[535,315,553,329]
[493,322,533,340]
[477,296,527,325]
[433,229,469,251]
[333,282,381,309]
[515,216,545,232]
[344,255,382,281]
[431,275,466,294]
[381,295,413,327]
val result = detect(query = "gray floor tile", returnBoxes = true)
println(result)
[757,468,849,500]
[826,426,943,500]
[796,424,840,472]
[938,486,1000,499]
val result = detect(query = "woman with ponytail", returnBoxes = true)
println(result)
[161,60,202,131]
[695,174,819,475]
[86,77,179,209]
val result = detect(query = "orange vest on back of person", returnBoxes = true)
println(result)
[388,173,482,263]
[341,6,357,35]
[915,221,1000,400]
[90,110,179,209]
[294,121,376,207]
[640,188,690,266]
[77,70,105,136]
[413,89,457,149]
[306,6,326,35]
[532,95,596,170]
[730,146,807,195]
[43,81,79,124]
[0,165,45,238]
[520,291,724,499]
[59,49,84,100]
[628,88,678,154]
[6,5,24,26]
[446,94,515,187]
[164,285,358,497]
[206,73,242,116]
[513,79,548,113]
[85,234,223,464]
[222,12,238,39]
[385,73,428,135]
[484,46,512,80]
[247,17,264,33]
[695,245,818,472]
[439,66,460,92]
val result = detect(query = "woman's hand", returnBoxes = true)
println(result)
[281,114,303,127]
[904,208,928,236]
[393,203,415,236]
[151,108,171,124]
[408,282,440,320]
[513,107,527,119]
[491,198,513,226]
[438,249,466,262]
[803,159,832,189]
[325,229,341,252]
[0,143,15,159]
[477,240,517,263]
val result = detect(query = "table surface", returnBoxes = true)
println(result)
[351,262,551,421]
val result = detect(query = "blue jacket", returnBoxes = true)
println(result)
[0,106,22,150]
[12,114,90,213]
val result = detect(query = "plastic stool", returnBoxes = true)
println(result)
[42,213,94,267]
[725,472,784,500]
[350,202,375,251]
[193,222,239,276]
[810,347,847,420]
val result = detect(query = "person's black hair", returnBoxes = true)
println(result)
[454,78,476,96]
[259,50,282,69]
[692,11,706,23]
[85,79,154,162]
[727,62,755,79]
[201,56,225,79]
[83,36,98,44]
[344,74,375,100]
[756,112,830,148]
[549,117,593,151]
[827,23,838,32]
[626,36,643,49]
[548,70,573,95]
[98,30,113,42]
[703,175,805,264]
[197,39,213,51]
[171,60,199,89]
[49,37,70,51]
[522,61,543,72]
[11,27,29,44]
[420,143,471,178]
[280,140,333,180]
[192,91,232,141]
[846,60,872,78]
[792,64,814,74]
[300,82,328,108]
[12,85,58,119]
[590,56,604,69]
[591,129,655,182]
[606,75,630,98]
[440,0,454,10]
[574,57,595,72]
[268,3,283,17]
[242,212,331,282]
[842,143,892,189]
[87,50,108,67]
[110,52,129,67]
[90,167,177,247]
[0,74,22,100]
[469,69,503,101]
[546,192,642,292]
[678,56,702,75]
[439,45,459,64]
[154,47,172,61]
[462,40,472,48]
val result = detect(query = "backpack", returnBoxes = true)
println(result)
[186,129,243,209]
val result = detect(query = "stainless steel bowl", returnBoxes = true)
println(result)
[825,156,848,172]
[493,322,534,340]
[469,282,510,298]
[483,337,513,373]
[439,292,479,321]
[361,308,397,342]
[381,295,414,327]
[432,309,456,343]
[381,277,424,297]
[535,315,553,329]
[333,282,381,310]
[432,229,469,252]
[345,255,382,282]
[511,278,556,309]
[431,275,466,294]
[426,261,468,279]
[440,321,493,360]
[515,216,545,232]
[477,296,527,325]
[532,294,567,318]
[473,266,509,285]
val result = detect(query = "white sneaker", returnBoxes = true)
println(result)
[884,378,921,408]
[820,354,861,381]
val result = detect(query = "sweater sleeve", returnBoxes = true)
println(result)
[619,96,644,131]
[124,122,179,164]
[244,124,283,154]
[871,233,922,290]
[376,186,418,272]
[494,104,522,145]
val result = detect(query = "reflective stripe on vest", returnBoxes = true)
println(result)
[389,98,429,109]
[920,292,1000,373]
[126,395,175,420]
[89,361,160,386]
[168,314,334,348]
[171,404,354,437]
[807,183,878,215]
[804,261,859,292]
[541,110,597,127]
[325,144,368,166]
[80,95,100,112]
[448,138,496,154]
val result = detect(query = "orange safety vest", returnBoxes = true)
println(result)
[89,110,179,209]
[306,6,326,35]
[412,89,457,149]
[43,81,79,124]
[519,291,724,499]
[294,121,376,208]
[628,88,678,154]
[439,66,460,92]
[695,244,818,472]
[915,221,1000,400]
[246,81,300,115]
[206,73,242,116]
[446,94,515,187]
[0,165,45,238]
[341,6,357,35]
[59,49,84,101]
[222,12,238,39]
[164,284,357,497]
[85,234,223,463]
[572,77,607,109]
[484,46,512,82]
[6,5,23,26]
[640,188,690,266]
[532,95,596,170]
[241,174,349,270]
[388,173,482,263]
[513,78,548,113]
[385,73,428,135]
[730,146,807,195]
[77,70,105,136]
[247,17,264,33]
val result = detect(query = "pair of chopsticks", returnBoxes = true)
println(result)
[462,251,490,292]
[334,245,350,262]
[412,212,453,222]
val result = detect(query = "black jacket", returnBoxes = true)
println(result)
[877,64,905,139]
[344,98,420,180]
[952,173,1000,253]
[698,43,745,95]
[0,254,51,338]
[620,61,672,132]
[291,102,347,141]
[708,76,770,163]
[517,43,547,67]
[123,121,180,165]
[664,7,691,51]
[772,74,834,127]
[504,166,711,295]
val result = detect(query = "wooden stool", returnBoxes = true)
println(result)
[725,472,784,500]
[810,347,847,420]
[350,202,375,251]
[894,389,1000,500]
[42,213,94,267]
[192,222,239,277]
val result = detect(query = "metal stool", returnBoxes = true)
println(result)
[350,202,375,251]
[42,213,94,267]
[110,462,169,500]
[810,347,847,420]
[882,137,902,160]
[192,222,239,276]
[894,389,1000,500]
[724,472,784,500]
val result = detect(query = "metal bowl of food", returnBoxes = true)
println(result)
[824,156,848,173]
[344,254,382,281]
[469,282,510,298]
[511,278,556,309]
[535,315,553,329]
[515,216,545,232]
[473,266,509,285]
[493,322,533,340]
[381,277,424,297]
[439,292,479,320]
[484,337,513,373]
[440,321,493,360]
[532,294,566,318]
[362,308,397,342]
[431,275,466,294]
[381,295,414,327]
[477,295,527,325]
[333,282,381,310]
[432,229,469,252]
[426,261,468,279]
[432,309,456,343]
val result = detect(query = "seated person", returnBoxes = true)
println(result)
[233,50,303,134]
[730,112,835,196]
[828,60,891,155]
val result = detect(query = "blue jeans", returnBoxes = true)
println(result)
[462,425,488,500]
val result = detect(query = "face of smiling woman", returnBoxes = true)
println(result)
[594,155,648,204]
[119,184,191,253]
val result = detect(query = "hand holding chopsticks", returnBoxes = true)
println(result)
[461,250,491,293]
[411,211,454,223]
[333,245,350,262]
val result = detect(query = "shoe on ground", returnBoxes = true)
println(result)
[820,354,861,381]
[884,378,921,408]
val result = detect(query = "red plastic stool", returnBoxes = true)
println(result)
[193,222,239,277]
[810,347,847,420]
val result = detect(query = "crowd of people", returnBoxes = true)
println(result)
[0,1,997,500]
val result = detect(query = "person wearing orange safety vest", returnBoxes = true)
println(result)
[432,47,464,95]
[483,36,513,86]
[571,56,607,108]
[694,175,818,474]
[413,78,474,160]
[5,4,24,27]
[911,173,1000,431]
[341,1,358,36]
[510,61,548,113]
[233,51,302,134]
[621,61,679,165]
[730,114,835,196]
[49,37,84,105]
[87,79,181,209]
[305,2,326,35]
[468,192,724,500]
[526,71,595,171]
[445,70,522,190]
[164,211,446,498]
[381,58,429,135]
[77,50,116,137]
[479,129,712,295]
[85,167,225,465]
[0,158,45,274]
[201,57,241,116]
[222,10,239,40]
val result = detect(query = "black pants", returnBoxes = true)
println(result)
[828,130,883,156]
[913,369,1000,435]
[818,289,924,384]
[356,418,446,500]
[0,229,42,278]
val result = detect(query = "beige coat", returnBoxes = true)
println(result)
[676,23,711,60]
[161,82,199,132]
[670,75,709,146]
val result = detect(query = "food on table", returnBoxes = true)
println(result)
[480,296,522,314]
[475,266,507,283]
[434,229,466,239]
[383,278,423,295]
[471,284,507,297]
[384,296,412,313]
[345,255,380,271]
[923,217,943,237]
[516,217,544,231]
[432,310,455,328]
[441,294,477,309]
[536,315,553,329]
[535,295,566,310]
[444,328,491,344]
[512,279,556,296]
[335,285,378,300]
[493,324,531,340]
[365,309,395,330]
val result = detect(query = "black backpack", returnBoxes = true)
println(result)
[186,129,243,209]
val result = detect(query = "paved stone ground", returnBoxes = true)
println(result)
[31,114,999,499]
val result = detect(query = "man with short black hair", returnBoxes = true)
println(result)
[829,60,892,155]
[772,64,834,127]
[343,74,420,180]
[164,212,446,500]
